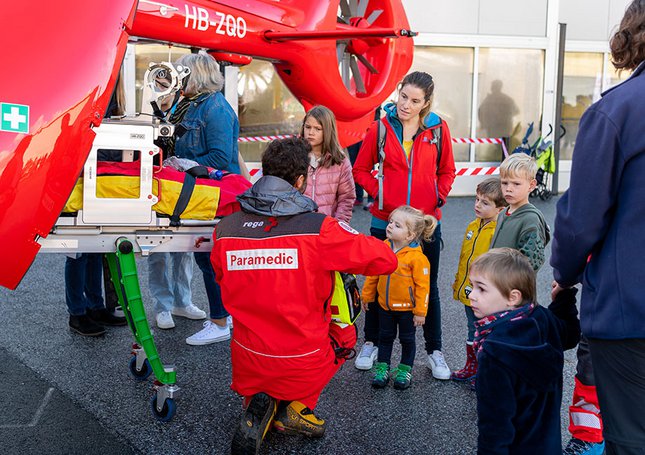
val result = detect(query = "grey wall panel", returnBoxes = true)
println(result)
[478,0,548,36]
[402,0,479,34]
[560,0,610,41]
[608,0,630,37]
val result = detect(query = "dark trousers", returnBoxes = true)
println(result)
[589,338,645,454]
[364,224,443,353]
[194,252,229,319]
[377,308,416,367]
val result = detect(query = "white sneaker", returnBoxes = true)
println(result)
[227,316,233,329]
[428,350,451,380]
[354,342,378,370]
[156,311,175,329]
[172,304,207,320]
[186,321,231,346]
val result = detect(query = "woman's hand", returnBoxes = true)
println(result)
[362,300,371,312]
[413,315,425,327]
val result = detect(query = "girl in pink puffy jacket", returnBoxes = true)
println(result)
[301,105,356,223]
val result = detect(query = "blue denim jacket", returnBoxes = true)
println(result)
[174,91,240,173]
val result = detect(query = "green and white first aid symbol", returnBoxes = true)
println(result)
[1,103,29,134]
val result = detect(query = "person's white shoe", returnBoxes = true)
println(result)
[354,342,378,370]
[227,315,233,329]
[428,350,451,380]
[186,321,231,346]
[172,304,207,320]
[156,311,175,329]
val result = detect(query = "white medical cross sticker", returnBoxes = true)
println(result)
[1,103,29,134]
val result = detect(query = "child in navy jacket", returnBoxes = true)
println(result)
[468,248,580,454]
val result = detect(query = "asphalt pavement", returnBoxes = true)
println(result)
[0,195,577,455]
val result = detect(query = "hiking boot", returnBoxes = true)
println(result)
[354,342,378,370]
[392,364,412,390]
[451,342,478,381]
[273,401,326,438]
[171,304,207,320]
[563,438,605,455]
[371,362,390,388]
[69,315,106,337]
[428,350,451,380]
[87,308,127,326]
[231,392,277,455]
[156,311,175,329]
[185,320,230,346]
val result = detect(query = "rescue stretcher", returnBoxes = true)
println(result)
[37,116,249,422]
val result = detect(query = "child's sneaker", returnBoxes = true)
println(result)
[354,342,378,370]
[392,364,412,390]
[231,392,277,454]
[563,438,605,455]
[272,401,326,438]
[428,350,451,380]
[171,304,207,320]
[371,362,390,388]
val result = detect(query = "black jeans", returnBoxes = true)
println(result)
[364,224,443,353]
[588,338,645,454]
[377,308,416,367]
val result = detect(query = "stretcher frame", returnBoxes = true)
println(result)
[37,119,219,421]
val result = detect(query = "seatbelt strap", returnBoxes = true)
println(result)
[169,165,209,226]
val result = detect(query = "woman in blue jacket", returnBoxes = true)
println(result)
[551,1,645,451]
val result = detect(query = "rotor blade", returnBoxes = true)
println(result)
[341,54,352,90]
[366,9,383,24]
[349,56,366,93]
[355,53,378,74]
[349,0,359,16]
[336,41,348,64]
[339,0,351,18]
[356,0,369,17]
[337,15,350,24]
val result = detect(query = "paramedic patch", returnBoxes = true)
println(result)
[338,221,358,235]
[227,249,298,271]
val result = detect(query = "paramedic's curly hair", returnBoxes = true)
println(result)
[262,137,311,186]
[610,0,645,71]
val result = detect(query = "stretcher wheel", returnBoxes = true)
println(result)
[128,356,152,381]
[150,394,176,422]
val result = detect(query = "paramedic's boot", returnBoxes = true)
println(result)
[392,364,412,390]
[231,392,277,455]
[371,362,390,388]
[273,401,326,438]
[69,315,106,337]
[451,342,478,381]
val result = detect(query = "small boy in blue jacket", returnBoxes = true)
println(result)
[468,248,580,454]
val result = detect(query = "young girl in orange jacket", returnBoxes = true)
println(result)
[361,205,437,389]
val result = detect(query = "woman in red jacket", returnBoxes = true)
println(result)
[353,71,456,379]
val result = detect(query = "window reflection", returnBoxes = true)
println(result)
[238,60,305,161]
[476,48,544,162]
[410,47,473,162]
[560,52,603,160]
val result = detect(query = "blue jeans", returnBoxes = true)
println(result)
[464,305,477,343]
[148,252,193,314]
[364,224,444,353]
[194,252,228,319]
[65,254,105,316]
[377,308,416,367]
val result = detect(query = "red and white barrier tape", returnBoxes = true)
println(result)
[249,165,499,180]
[238,135,506,146]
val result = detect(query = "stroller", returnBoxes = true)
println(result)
[512,123,557,200]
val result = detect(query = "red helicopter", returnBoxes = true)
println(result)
[0,0,414,290]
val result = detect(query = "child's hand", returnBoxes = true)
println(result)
[362,301,370,312]
[413,315,425,327]
[551,280,569,300]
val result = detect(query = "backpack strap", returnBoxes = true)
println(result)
[376,119,386,211]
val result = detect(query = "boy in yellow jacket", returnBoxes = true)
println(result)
[451,178,506,382]
[362,206,437,390]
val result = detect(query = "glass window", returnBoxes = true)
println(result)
[410,47,474,162]
[238,59,305,162]
[606,62,632,89]
[476,48,544,162]
[560,52,603,160]
[134,44,190,113]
